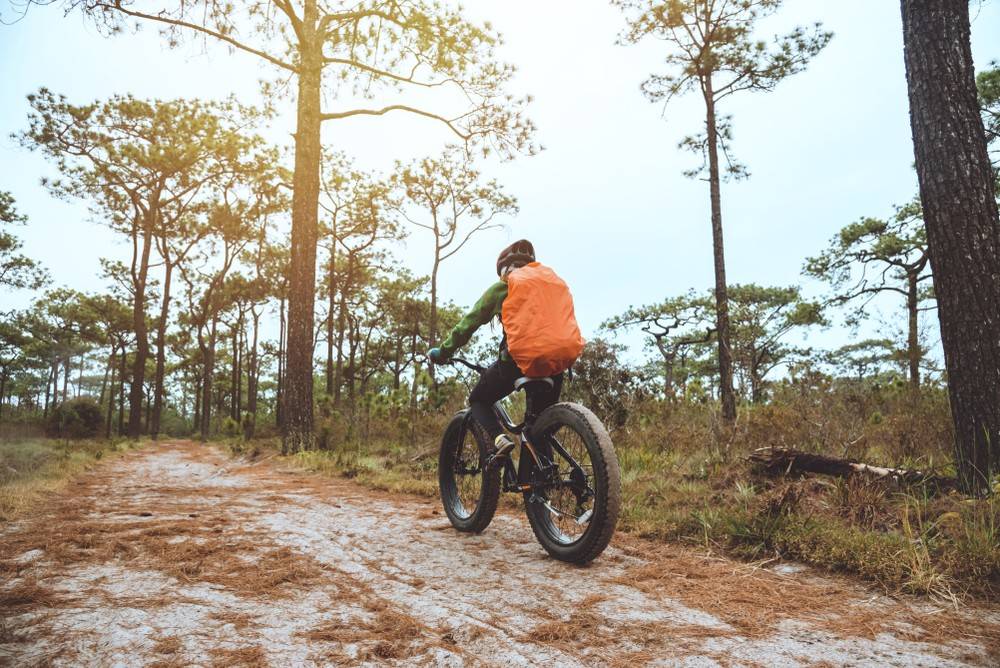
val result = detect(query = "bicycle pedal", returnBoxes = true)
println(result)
[486,453,509,470]
[493,439,515,459]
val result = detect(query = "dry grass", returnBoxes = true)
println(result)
[367,606,426,639]
[524,609,606,644]
[607,554,839,638]
[207,644,268,667]
[229,438,1000,662]
[260,381,1000,603]
[5,438,997,667]
[525,608,731,660]
[0,449,329,606]
[297,574,443,662]
[610,535,1000,660]
[148,658,189,668]
[0,438,142,521]
[0,620,31,645]
[300,619,364,644]
[289,548,489,665]
[521,586,734,663]
[2,442,465,664]
[152,635,183,655]
[0,576,65,610]
[301,608,431,660]
[210,611,257,631]
[0,441,349,668]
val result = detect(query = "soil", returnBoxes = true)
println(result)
[1,441,997,667]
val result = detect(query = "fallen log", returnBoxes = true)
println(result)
[747,447,959,492]
[408,443,438,462]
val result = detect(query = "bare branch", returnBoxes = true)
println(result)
[87,1,298,73]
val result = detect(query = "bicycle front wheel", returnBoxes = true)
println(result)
[523,402,621,563]
[438,410,501,533]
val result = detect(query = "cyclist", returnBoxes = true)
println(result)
[428,239,565,463]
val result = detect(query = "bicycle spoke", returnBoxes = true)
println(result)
[452,429,483,519]
[538,424,595,543]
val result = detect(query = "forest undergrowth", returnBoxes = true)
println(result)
[0,437,143,521]
[224,380,1000,603]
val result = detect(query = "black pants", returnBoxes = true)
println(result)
[468,357,564,440]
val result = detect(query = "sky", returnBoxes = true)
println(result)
[1,0,999,367]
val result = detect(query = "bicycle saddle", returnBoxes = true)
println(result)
[513,376,555,392]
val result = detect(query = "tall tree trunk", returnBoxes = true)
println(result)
[62,358,70,402]
[333,253,351,407]
[906,270,921,388]
[655,339,676,400]
[901,0,1000,493]
[430,253,440,346]
[245,308,261,440]
[144,385,152,433]
[236,320,244,420]
[703,81,737,424]
[99,352,111,408]
[128,216,155,438]
[200,319,218,440]
[326,240,336,396]
[429,252,440,386]
[678,349,691,396]
[193,379,201,436]
[151,260,173,439]
[0,372,6,421]
[347,315,358,435]
[393,338,403,391]
[230,324,240,421]
[359,333,373,445]
[283,5,322,453]
[334,303,346,407]
[105,347,116,440]
[409,316,420,436]
[277,294,286,430]
[751,365,763,404]
[43,362,54,417]
[118,350,127,436]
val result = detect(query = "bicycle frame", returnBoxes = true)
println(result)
[448,357,591,498]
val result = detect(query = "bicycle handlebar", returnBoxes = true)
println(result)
[442,357,487,374]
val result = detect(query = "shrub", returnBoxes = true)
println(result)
[564,338,647,428]
[46,397,104,439]
[221,416,241,438]
[158,407,191,437]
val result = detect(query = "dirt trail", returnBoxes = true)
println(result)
[1,442,997,667]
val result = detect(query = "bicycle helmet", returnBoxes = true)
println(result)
[496,239,535,276]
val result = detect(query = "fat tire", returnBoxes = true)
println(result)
[524,402,621,564]
[438,410,501,533]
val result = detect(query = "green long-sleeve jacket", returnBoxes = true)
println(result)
[439,281,509,360]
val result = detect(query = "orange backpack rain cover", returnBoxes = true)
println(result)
[502,262,586,377]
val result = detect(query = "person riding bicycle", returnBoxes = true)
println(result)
[428,239,583,464]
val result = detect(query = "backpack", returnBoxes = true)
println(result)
[502,262,586,377]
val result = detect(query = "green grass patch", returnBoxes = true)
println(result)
[0,437,141,521]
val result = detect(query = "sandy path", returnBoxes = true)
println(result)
[1,441,997,667]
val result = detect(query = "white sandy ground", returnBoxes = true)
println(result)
[0,442,997,667]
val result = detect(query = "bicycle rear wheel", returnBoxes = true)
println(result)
[523,402,621,563]
[438,410,501,533]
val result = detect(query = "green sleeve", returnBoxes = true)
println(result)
[439,281,508,358]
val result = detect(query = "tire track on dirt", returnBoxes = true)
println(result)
[1,441,996,666]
